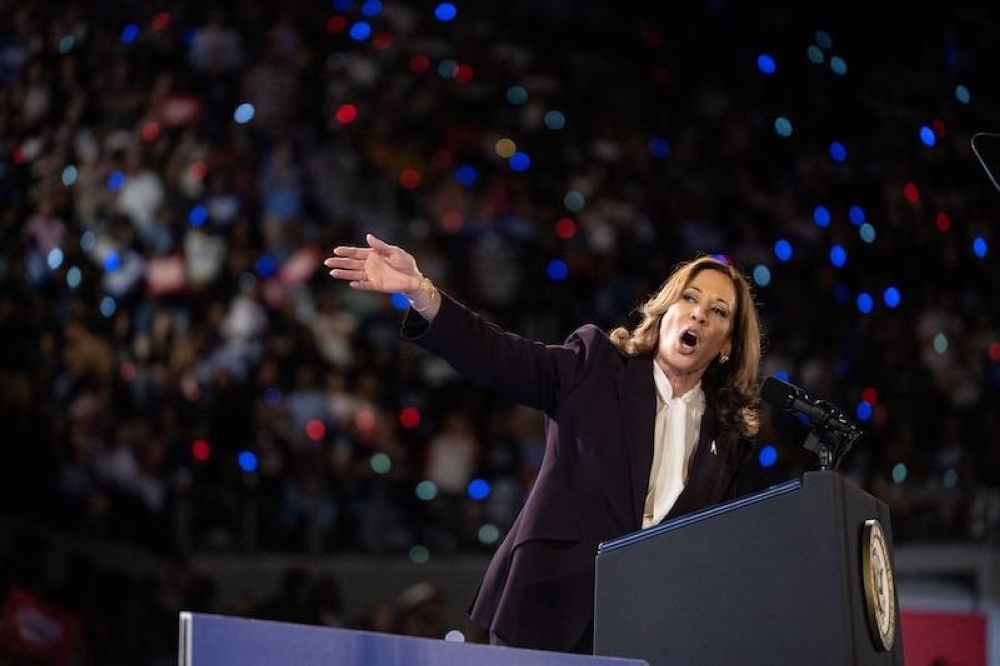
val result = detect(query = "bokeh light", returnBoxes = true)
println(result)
[829,244,847,267]
[773,239,793,262]
[434,2,457,21]
[757,54,776,75]
[547,259,568,281]
[238,450,258,473]
[753,265,771,287]
[774,116,793,137]
[234,103,255,124]
[758,445,777,468]
[813,205,831,227]
[467,479,490,500]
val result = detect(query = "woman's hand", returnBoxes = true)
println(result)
[325,234,442,320]
[325,234,421,294]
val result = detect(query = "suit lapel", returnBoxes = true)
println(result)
[616,354,656,531]
[664,396,726,521]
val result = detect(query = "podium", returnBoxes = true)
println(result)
[593,471,903,666]
[179,612,648,666]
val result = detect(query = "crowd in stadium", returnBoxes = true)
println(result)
[1,0,998,662]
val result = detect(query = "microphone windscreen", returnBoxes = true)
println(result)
[761,376,798,408]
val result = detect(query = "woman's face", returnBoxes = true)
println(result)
[656,268,736,384]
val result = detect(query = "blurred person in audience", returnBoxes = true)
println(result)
[326,233,762,653]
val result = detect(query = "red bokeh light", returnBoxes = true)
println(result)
[399,407,420,429]
[189,160,207,180]
[373,32,394,50]
[409,55,431,74]
[306,419,326,442]
[935,212,951,233]
[335,103,357,124]
[454,64,474,84]
[903,182,920,203]
[399,168,421,189]
[326,16,348,33]
[152,12,171,31]
[192,440,210,461]
[989,343,1000,363]
[555,217,577,240]
[861,387,878,405]
[441,210,464,232]
[141,121,160,142]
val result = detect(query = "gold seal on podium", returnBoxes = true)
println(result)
[861,519,896,651]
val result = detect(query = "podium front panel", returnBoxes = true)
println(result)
[593,472,903,666]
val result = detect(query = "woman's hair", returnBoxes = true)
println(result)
[609,256,763,440]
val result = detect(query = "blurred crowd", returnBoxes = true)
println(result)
[1,0,999,662]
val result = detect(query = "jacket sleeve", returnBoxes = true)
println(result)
[401,293,605,414]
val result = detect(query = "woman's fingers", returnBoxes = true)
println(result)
[331,246,371,259]
[324,256,362,270]
[328,268,367,281]
[366,233,395,256]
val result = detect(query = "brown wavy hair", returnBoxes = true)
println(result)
[609,256,762,441]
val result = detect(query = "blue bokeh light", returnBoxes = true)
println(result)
[849,205,865,225]
[434,2,457,21]
[256,254,277,278]
[856,292,874,314]
[107,170,126,192]
[758,445,777,468]
[544,110,566,130]
[349,21,372,41]
[919,126,936,147]
[234,103,255,124]
[120,24,139,44]
[103,251,121,273]
[883,286,901,308]
[774,239,793,262]
[753,265,771,287]
[829,141,847,162]
[757,54,776,75]
[509,151,531,172]
[391,293,410,311]
[813,205,831,228]
[361,0,383,16]
[455,165,479,186]
[188,204,208,228]
[467,478,490,500]
[547,259,568,281]
[238,451,258,473]
[829,244,847,267]
[649,137,670,158]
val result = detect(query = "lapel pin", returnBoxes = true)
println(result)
[710,441,717,455]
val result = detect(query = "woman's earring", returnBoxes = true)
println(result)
[719,352,729,364]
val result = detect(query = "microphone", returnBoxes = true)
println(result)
[761,376,861,437]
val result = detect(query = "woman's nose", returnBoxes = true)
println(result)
[690,307,706,323]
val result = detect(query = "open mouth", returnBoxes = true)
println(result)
[679,329,699,352]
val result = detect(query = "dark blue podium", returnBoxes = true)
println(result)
[593,471,904,666]
[179,612,648,666]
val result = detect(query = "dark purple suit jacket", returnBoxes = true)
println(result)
[403,295,749,651]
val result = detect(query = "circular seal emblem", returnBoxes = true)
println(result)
[861,519,896,651]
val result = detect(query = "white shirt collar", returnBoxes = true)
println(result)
[653,361,704,407]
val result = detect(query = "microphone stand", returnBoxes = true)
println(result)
[800,401,864,471]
